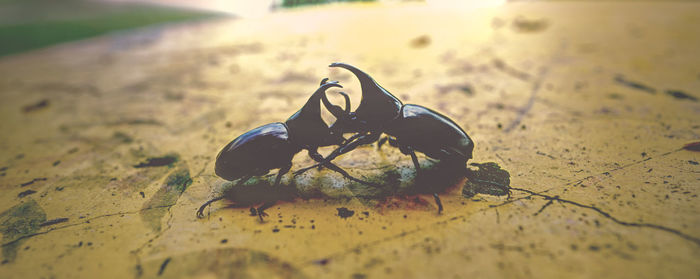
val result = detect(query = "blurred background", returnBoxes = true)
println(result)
[0,0,514,57]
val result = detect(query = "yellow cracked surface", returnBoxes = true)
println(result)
[1,2,699,278]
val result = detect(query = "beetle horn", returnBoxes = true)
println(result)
[329,62,374,88]
[337,91,351,113]
[320,82,349,120]
[319,77,350,112]
[285,80,344,144]
[320,77,329,86]
[328,63,398,99]
[294,80,342,118]
[328,63,402,123]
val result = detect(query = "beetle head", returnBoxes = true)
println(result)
[328,63,403,131]
[285,80,346,148]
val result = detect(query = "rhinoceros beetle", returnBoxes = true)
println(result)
[197,80,374,220]
[296,63,478,214]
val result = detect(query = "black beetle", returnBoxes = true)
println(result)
[296,63,477,214]
[197,80,373,220]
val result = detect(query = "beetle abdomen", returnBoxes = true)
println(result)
[215,123,300,181]
[386,104,474,162]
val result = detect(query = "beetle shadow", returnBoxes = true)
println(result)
[340,159,466,209]
[215,176,301,209]
[213,159,467,212]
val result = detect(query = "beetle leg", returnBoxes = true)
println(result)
[377,136,389,150]
[306,149,380,187]
[332,131,382,159]
[251,164,293,221]
[256,201,275,222]
[433,193,444,215]
[377,136,400,150]
[273,163,293,187]
[294,132,379,176]
[342,132,365,146]
[196,197,224,218]
[401,146,442,214]
[408,149,422,176]
[388,137,399,148]
[396,143,422,176]
[196,175,252,218]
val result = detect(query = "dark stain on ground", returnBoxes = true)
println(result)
[39,218,69,227]
[142,247,306,278]
[492,58,531,81]
[141,166,192,232]
[410,35,431,48]
[210,178,300,210]
[683,142,700,152]
[614,75,656,94]
[0,200,47,262]
[463,162,511,198]
[158,257,171,276]
[21,99,49,113]
[106,118,163,126]
[435,83,474,96]
[336,207,355,219]
[20,177,47,187]
[17,190,37,198]
[512,17,549,33]
[109,167,171,195]
[133,154,179,168]
[113,131,134,144]
[665,90,697,102]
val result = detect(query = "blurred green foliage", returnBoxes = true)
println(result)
[0,1,217,57]
[282,0,376,8]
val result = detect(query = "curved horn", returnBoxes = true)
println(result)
[328,63,402,122]
[320,77,329,86]
[285,80,342,128]
[320,81,347,120]
[336,91,351,113]
[297,80,342,117]
[329,63,373,86]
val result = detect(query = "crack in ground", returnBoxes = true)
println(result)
[0,204,175,248]
[510,187,700,245]
[504,67,548,133]
[299,193,540,266]
[300,148,696,265]
[190,160,210,180]
[131,202,178,278]
[564,149,681,187]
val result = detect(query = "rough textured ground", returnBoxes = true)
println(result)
[1,2,699,278]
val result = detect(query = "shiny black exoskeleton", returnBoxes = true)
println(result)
[297,63,475,214]
[197,80,371,220]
